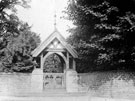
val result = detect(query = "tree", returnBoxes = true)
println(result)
[82,1,135,70]
[0,0,41,72]
[0,22,40,72]
[10,23,40,72]
[65,0,102,72]
[44,54,63,73]
[65,0,135,72]
[0,0,30,41]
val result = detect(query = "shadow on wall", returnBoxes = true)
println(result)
[78,71,135,99]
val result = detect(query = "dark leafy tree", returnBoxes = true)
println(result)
[11,23,40,72]
[44,54,63,73]
[65,0,135,72]
[65,0,102,72]
[0,0,40,72]
[82,1,135,70]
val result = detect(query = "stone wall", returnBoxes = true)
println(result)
[0,73,31,94]
[78,72,135,100]
[0,72,135,99]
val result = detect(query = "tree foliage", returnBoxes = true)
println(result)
[65,0,135,72]
[0,0,40,72]
[10,23,40,72]
[43,54,63,73]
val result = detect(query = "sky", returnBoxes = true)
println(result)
[17,0,73,41]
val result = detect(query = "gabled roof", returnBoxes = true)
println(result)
[31,29,78,58]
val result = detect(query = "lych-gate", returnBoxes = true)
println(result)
[31,28,78,90]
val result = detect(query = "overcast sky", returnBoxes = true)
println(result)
[17,0,73,41]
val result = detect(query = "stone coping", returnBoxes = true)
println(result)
[0,72,31,75]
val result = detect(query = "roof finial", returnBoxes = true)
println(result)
[54,10,57,30]
[53,0,57,30]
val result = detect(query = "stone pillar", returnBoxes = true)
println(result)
[31,69,43,92]
[66,69,78,92]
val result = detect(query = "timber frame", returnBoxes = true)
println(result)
[31,29,78,72]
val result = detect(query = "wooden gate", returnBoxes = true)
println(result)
[43,73,65,89]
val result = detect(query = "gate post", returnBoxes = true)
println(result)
[31,69,43,92]
[66,69,79,92]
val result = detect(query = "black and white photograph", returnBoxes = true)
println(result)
[0,0,135,101]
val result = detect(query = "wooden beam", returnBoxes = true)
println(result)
[46,48,65,52]
[73,59,76,70]
[40,53,44,70]
[67,52,69,69]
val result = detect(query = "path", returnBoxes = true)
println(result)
[0,90,134,101]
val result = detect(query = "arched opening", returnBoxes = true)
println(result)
[42,52,66,89]
[43,53,66,73]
